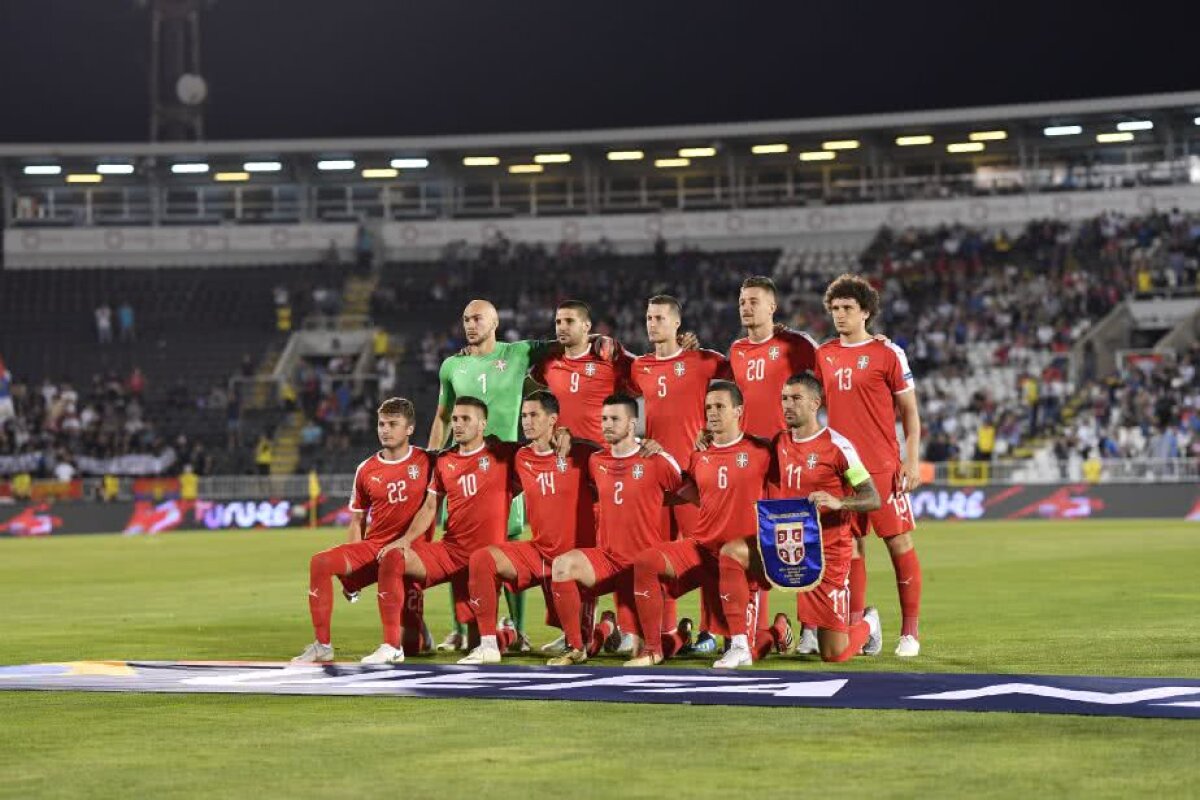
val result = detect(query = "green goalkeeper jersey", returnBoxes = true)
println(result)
[436,339,550,444]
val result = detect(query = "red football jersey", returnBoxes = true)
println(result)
[589,448,683,565]
[686,434,773,549]
[349,448,437,544]
[628,348,732,465]
[430,440,520,555]
[814,339,915,473]
[531,351,631,443]
[729,329,817,439]
[767,427,871,574]
[513,441,599,557]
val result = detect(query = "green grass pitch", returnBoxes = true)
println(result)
[2,520,1198,798]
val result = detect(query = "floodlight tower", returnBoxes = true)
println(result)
[140,0,213,142]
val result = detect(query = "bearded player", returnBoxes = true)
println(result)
[546,395,689,666]
[816,274,923,657]
[628,381,791,667]
[363,396,520,664]
[458,390,604,665]
[292,397,433,664]
[717,372,882,666]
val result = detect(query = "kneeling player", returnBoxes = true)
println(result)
[718,372,881,665]
[459,390,601,664]
[546,395,688,666]
[629,381,791,667]
[367,396,520,664]
[293,398,433,663]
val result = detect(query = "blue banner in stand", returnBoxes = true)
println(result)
[756,498,825,591]
[0,661,1198,719]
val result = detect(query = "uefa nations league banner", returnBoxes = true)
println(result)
[2,483,1199,537]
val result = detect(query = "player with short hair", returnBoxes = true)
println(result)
[729,276,818,439]
[717,372,882,666]
[458,390,603,665]
[816,274,924,657]
[363,396,520,664]
[292,397,434,663]
[546,395,687,666]
[627,381,792,667]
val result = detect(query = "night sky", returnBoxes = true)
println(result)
[1,0,1197,144]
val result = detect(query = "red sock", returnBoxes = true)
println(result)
[400,579,425,653]
[718,554,751,636]
[616,595,637,636]
[662,595,678,633]
[752,627,776,661]
[377,549,406,648]
[848,555,867,626]
[497,624,517,651]
[631,551,666,656]
[588,612,615,656]
[580,593,597,649]
[307,550,340,644]
[551,580,584,650]
[826,620,870,663]
[467,549,502,637]
[890,547,922,638]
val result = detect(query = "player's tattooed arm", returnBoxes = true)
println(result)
[694,428,714,451]
[636,438,665,457]
[809,478,881,513]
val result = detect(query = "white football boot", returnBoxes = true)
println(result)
[861,607,883,656]
[360,644,405,665]
[290,642,334,664]
[895,634,921,658]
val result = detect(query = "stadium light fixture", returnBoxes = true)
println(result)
[895,135,934,146]
[1044,125,1082,137]
[23,165,62,176]
[243,161,283,172]
[947,142,985,153]
[969,130,1008,141]
[1117,120,1153,132]
[509,164,545,174]
[317,160,355,171]
[65,173,103,184]
[1096,132,1135,143]
[390,158,429,169]
[655,158,690,168]
[362,168,399,179]
[679,147,717,158]
[799,151,836,161]
[607,150,645,161]
[214,172,251,182]
[822,140,860,150]
[462,156,500,166]
[751,144,789,154]
[96,163,135,175]
[171,162,209,174]
[533,153,571,164]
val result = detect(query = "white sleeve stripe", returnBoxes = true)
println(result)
[657,451,682,476]
[426,487,439,495]
[348,460,368,508]
[828,429,866,469]
[893,387,916,395]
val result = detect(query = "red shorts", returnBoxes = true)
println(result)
[796,573,851,633]
[329,540,384,593]
[493,541,554,592]
[656,539,767,637]
[851,466,916,539]
[410,539,472,624]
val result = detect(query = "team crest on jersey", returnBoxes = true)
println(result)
[768,346,780,361]
[736,453,749,468]
[632,464,645,479]
[407,465,420,480]
[673,362,686,377]
[494,360,508,372]
[478,456,491,471]
[857,355,870,370]
[584,363,596,377]
[556,456,568,473]
[806,453,819,469]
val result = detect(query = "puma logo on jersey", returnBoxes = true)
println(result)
[371,476,382,483]
[719,593,731,602]
[633,590,651,598]
[378,591,389,599]
[308,589,319,598]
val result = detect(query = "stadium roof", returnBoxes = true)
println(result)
[1,90,1198,158]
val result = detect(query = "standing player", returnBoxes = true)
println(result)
[292,398,434,663]
[729,276,817,439]
[716,372,882,666]
[816,274,924,657]
[545,395,687,666]
[458,390,600,665]
[365,396,519,664]
[627,381,790,666]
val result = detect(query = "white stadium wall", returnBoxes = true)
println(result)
[7,183,1200,269]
